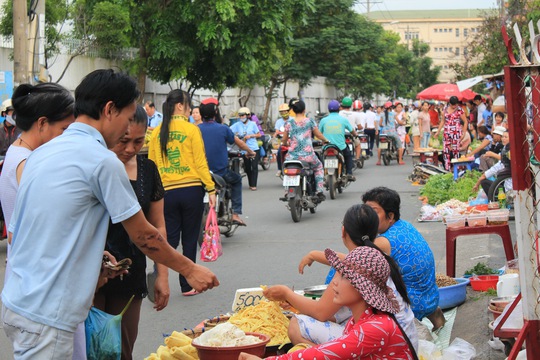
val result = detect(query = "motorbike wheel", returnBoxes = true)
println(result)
[357,157,364,169]
[309,207,316,214]
[328,174,337,200]
[383,150,390,166]
[260,156,271,170]
[487,173,513,206]
[289,187,303,223]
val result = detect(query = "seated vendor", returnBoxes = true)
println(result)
[459,120,472,156]
[242,246,416,360]
[261,204,418,351]
[467,125,502,169]
[478,126,505,171]
[473,130,511,196]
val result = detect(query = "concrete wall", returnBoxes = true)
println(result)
[0,45,339,129]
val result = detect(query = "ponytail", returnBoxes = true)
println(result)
[160,89,191,156]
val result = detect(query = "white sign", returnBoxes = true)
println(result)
[232,287,265,312]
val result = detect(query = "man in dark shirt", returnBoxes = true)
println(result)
[0,99,21,156]
[198,99,254,225]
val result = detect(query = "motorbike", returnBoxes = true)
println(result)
[357,133,370,168]
[378,133,399,165]
[227,144,245,177]
[258,134,273,170]
[322,143,352,200]
[280,144,322,222]
[198,172,239,245]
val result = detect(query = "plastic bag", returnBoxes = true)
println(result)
[200,207,222,262]
[85,296,134,360]
[418,339,442,359]
[442,337,476,360]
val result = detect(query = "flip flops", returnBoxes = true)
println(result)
[232,219,247,226]
[182,289,200,297]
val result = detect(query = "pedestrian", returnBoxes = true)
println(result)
[0,99,22,156]
[434,96,468,171]
[94,105,171,360]
[231,107,260,190]
[273,103,290,176]
[144,101,163,129]
[148,89,217,296]
[418,101,431,148]
[1,70,219,359]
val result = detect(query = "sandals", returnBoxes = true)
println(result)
[232,217,247,226]
[182,289,200,297]
[376,162,381,166]
[399,161,406,165]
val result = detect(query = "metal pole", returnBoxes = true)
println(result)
[13,0,28,86]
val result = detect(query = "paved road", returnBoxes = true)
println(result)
[0,153,511,359]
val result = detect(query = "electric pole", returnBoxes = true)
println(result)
[13,0,28,86]
[358,0,382,16]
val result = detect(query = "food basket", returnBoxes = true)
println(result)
[467,212,487,227]
[444,215,466,228]
[438,278,470,310]
[204,315,231,329]
[192,332,270,360]
[487,209,510,225]
[181,327,205,340]
[469,275,499,291]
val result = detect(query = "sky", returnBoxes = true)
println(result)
[355,0,499,13]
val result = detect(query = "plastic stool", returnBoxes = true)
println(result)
[446,224,514,277]
[452,160,474,180]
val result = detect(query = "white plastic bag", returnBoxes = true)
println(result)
[442,337,476,360]
[418,339,442,359]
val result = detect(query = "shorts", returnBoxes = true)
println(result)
[295,307,352,344]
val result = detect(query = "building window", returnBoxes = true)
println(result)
[434,29,438,33]
[444,47,448,52]
[435,48,438,52]
[464,28,469,37]
[456,28,460,37]
[449,47,453,52]
[444,28,448,33]
[455,48,460,56]
[464,47,468,55]
[449,28,453,32]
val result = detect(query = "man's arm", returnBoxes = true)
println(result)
[122,211,219,292]
[234,136,255,157]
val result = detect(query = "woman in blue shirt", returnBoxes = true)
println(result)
[231,107,260,190]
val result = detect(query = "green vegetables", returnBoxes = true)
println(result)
[420,171,482,205]
[464,262,499,275]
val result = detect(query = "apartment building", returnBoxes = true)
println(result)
[369,9,497,83]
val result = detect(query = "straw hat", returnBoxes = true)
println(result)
[325,247,399,314]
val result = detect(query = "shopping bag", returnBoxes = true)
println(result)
[200,207,222,262]
[85,295,134,360]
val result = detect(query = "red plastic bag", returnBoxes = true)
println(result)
[200,207,222,262]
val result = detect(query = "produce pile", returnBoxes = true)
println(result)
[464,262,500,276]
[145,331,199,360]
[419,172,482,205]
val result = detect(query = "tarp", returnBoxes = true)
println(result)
[456,71,504,92]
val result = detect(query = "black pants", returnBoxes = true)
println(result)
[364,129,376,156]
[164,186,205,293]
[342,146,353,175]
[244,149,260,187]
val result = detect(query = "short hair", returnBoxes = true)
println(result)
[74,69,139,120]
[145,101,155,108]
[477,125,489,136]
[289,99,305,114]
[449,96,459,105]
[12,83,74,131]
[362,187,401,221]
[474,95,483,102]
[495,111,505,120]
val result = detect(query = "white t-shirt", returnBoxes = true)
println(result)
[339,109,364,131]
[364,110,378,129]
[477,103,486,125]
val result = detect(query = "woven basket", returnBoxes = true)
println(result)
[203,315,231,329]
[181,327,205,339]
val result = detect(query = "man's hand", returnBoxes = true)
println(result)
[96,251,128,290]
[184,263,219,293]
[246,149,256,158]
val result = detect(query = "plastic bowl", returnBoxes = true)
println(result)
[487,305,503,320]
[438,278,470,310]
[469,275,500,291]
[487,209,510,225]
[192,332,270,360]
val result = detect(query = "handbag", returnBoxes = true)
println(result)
[200,207,222,262]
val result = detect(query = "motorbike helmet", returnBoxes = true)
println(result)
[278,103,290,112]
[1,98,13,115]
[328,100,340,112]
[352,100,363,110]
[238,107,250,116]
[341,97,353,108]
[201,97,218,105]
[384,101,393,109]
[364,102,372,110]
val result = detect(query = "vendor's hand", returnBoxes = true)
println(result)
[153,272,170,311]
[185,263,219,293]
[238,352,263,360]
[262,285,290,302]
[298,252,315,274]
[473,183,480,192]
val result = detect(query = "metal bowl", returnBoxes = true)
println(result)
[303,285,328,296]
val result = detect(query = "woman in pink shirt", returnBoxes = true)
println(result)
[239,247,416,360]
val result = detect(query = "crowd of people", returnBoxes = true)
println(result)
[0,68,510,360]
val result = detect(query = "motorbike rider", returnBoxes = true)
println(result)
[198,99,255,226]
[274,103,290,176]
[339,97,363,162]
[281,99,329,202]
[1,99,22,156]
[231,107,260,190]
[376,101,403,165]
[319,100,357,182]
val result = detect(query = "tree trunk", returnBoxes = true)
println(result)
[137,41,148,102]
[262,78,278,130]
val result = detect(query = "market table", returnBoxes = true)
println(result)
[417,149,439,166]
[446,224,515,277]
[451,158,475,180]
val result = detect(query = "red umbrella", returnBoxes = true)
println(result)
[416,84,477,101]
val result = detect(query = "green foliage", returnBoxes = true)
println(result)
[420,171,482,205]
[89,2,131,56]
[464,262,499,275]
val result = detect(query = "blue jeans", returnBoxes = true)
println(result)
[221,169,243,215]
[421,132,431,148]
[342,146,353,175]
